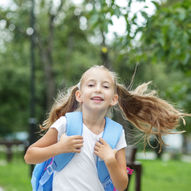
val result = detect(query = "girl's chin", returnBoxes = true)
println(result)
[91,99,104,104]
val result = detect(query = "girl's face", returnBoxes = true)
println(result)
[75,68,118,113]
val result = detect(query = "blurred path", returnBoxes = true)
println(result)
[137,151,191,162]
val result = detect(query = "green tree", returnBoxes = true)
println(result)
[139,0,191,112]
[0,0,31,136]
[0,0,101,136]
[134,0,191,152]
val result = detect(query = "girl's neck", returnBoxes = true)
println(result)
[81,109,106,133]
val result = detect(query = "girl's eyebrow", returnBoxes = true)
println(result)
[87,79,111,84]
[87,79,96,83]
[103,81,111,84]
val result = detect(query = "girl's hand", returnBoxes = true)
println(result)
[94,138,117,163]
[57,134,83,154]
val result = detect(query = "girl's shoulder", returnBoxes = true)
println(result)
[50,116,67,133]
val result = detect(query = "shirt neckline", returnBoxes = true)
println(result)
[83,124,103,137]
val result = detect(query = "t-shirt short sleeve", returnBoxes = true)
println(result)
[50,116,66,141]
[115,129,127,151]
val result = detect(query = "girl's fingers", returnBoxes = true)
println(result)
[95,141,102,147]
[94,145,99,151]
[99,138,106,144]
[73,135,83,140]
[74,148,81,153]
[75,143,83,148]
[94,144,103,152]
[73,139,84,145]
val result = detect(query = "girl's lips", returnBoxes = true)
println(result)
[91,96,104,101]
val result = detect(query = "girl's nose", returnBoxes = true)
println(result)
[95,84,101,92]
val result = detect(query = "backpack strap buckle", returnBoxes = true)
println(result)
[102,177,114,191]
[46,164,54,175]
[39,163,54,186]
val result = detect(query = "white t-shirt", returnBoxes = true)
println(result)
[51,116,127,191]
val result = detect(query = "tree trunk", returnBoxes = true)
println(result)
[36,0,64,110]
[101,31,110,69]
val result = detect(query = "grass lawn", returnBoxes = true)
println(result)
[0,152,191,191]
[0,152,31,191]
[129,159,191,191]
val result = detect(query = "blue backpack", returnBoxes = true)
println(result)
[31,111,123,191]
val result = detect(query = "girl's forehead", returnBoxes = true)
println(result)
[81,68,114,83]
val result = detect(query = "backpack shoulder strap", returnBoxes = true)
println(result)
[97,117,123,187]
[65,112,83,136]
[52,111,83,171]
[31,112,83,191]
[31,158,53,191]
[103,117,123,149]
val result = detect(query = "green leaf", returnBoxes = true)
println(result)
[114,7,121,18]
[140,11,149,20]
[89,13,99,26]
[151,1,160,10]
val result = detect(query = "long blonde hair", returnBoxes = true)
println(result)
[41,65,190,151]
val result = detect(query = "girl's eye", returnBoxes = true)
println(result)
[103,85,109,89]
[88,84,94,87]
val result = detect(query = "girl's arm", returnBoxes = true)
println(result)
[94,138,128,191]
[105,148,128,191]
[24,128,83,164]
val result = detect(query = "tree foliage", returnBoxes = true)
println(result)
[141,0,191,70]
[0,0,100,136]
[137,0,191,132]
[0,0,191,139]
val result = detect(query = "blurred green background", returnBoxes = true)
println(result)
[0,152,191,191]
[0,0,191,190]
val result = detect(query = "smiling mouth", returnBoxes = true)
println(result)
[91,96,104,102]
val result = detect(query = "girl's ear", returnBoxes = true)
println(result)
[75,90,83,103]
[110,94,118,106]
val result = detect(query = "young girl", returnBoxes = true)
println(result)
[24,65,190,191]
